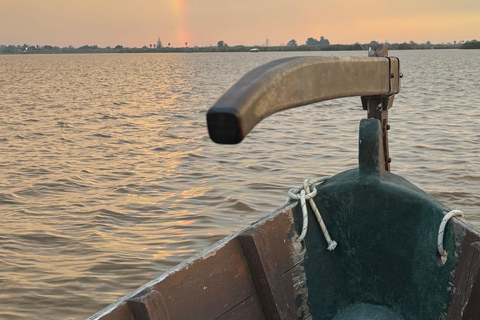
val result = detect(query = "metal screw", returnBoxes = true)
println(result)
[387,124,391,130]
[388,157,392,163]
[390,73,395,78]
[399,73,404,78]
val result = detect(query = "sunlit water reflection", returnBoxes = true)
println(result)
[0,50,479,319]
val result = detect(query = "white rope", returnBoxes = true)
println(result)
[437,209,463,257]
[286,177,337,251]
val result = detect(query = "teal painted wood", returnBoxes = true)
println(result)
[332,303,403,320]
[294,119,456,320]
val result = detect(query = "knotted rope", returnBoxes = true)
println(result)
[438,209,463,258]
[286,177,337,251]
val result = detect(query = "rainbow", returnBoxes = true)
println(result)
[171,0,189,46]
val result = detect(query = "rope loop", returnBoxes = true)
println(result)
[288,180,317,201]
[437,209,464,258]
[287,176,336,251]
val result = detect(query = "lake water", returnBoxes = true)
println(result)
[0,49,479,319]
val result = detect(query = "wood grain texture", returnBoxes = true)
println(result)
[238,210,299,320]
[216,294,266,320]
[280,262,309,320]
[447,218,480,320]
[461,242,480,319]
[151,237,256,320]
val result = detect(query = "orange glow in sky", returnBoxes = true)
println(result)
[1,0,478,47]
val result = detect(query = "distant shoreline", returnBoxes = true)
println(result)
[1,41,478,55]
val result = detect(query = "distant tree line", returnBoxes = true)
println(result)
[1,38,476,54]
[306,36,330,46]
[461,40,479,49]
[285,36,330,47]
[0,44,168,54]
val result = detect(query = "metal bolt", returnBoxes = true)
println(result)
[388,157,392,163]
[399,73,404,78]
[390,73,395,78]
[387,124,391,130]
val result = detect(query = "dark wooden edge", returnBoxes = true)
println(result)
[238,211,300,320]
[459,242,480,319]
[127,289,170,320]
[447,217,480,320]
[239,230,286,320]
[88,202,308,320]
[280,260,310,320]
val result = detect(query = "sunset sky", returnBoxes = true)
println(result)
[1,0,479,48]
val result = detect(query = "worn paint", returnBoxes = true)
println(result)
[296,119,457,319]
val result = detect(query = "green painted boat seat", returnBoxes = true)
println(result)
[332,303,404,320]
[295,119,457,320]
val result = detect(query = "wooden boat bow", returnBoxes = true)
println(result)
[89,47,480,320]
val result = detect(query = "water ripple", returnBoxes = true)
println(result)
[0,50,479,319]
